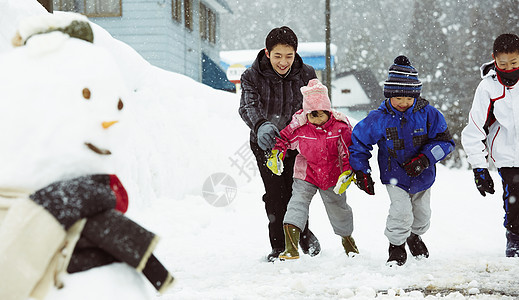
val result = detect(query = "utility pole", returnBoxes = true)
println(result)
[325,0,332,103]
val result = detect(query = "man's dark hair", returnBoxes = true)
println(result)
[493,33,519,56]
[265,26,298,53]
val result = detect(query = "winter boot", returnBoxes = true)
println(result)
[506,230,519,257]
[300,228,321,257]
[406,233,429,259]
[266,248,284,262]
[279,224,300,260]
[387,243,407,266]
[342,236,359,257]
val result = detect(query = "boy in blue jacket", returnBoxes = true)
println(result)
[349,56,455,266]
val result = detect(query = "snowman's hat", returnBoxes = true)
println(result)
[14,13,93,46]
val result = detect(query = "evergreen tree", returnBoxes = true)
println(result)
[406,0,464,166]
[493,0,519,35]
[406,0,452,104]
[219,0,519,169]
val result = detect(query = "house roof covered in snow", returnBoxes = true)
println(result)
[204,0,233,13]
[220,42,337,71]
[331,69,382,111]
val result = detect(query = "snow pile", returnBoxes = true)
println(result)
[87,19,249,203]
[0,8,248,204]
[1,2,518,300]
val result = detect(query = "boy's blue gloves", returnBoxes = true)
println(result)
[473,168,495,197]
[354,170,375,195]
[267,149,284,175]
[403,153,430,177]
[333,170,356,195]
[257,122,279,150]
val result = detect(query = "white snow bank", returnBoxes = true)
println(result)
[2,2,518,300]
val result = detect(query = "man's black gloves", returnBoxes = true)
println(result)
[473,168,495,197]
[354,170,375,195]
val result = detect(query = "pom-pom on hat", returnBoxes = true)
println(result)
[301,79,332,113]
[383,55,422,99]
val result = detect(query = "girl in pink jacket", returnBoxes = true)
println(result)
[267,79,358,260]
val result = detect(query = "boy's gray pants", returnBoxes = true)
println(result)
[385,184,431,246]
[284,178,353,237]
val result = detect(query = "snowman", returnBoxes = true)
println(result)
[0,13,173,300]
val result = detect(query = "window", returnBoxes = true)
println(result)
[199,3,208,40]
[53,0,82,12]
[184,0,193,31]
[199,3,216,44]
[53,0,121,17]
[208,9,216,44]
[172,0,182,23]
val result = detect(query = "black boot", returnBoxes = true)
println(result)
[406,233,429,259]
[506,230,519,257]
[266,248,283,262]
[387,243,407,266]
[300,228,321,257]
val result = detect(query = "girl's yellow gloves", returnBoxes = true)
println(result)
[333,170,356,194]
[267,149,284,176]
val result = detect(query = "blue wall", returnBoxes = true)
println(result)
[91,0,223,82]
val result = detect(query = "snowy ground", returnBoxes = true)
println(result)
[50,163,519,300]
[2,1,519,299]
[46,70,519,299]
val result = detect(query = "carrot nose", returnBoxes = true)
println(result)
[102,121,118,129]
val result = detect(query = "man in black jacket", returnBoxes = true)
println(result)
[239,26,320,262]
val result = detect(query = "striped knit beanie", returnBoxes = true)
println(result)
[383,55,422,99]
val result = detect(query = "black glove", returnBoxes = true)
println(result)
[403,153,430,177]
[354,170,375,195]
[473,168,495,197]
[257,122,279,150]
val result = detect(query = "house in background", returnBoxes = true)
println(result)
[52,0,232,88]
[331,69,382,120]
[220,42,337,84]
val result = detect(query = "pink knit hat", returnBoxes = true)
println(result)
[301,79,332,113]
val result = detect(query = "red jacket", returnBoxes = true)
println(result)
[274,109,353,190]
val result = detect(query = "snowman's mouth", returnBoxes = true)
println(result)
[85,142,112,155]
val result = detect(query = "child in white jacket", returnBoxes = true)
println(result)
[461,33,519,257]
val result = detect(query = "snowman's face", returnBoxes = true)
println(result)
[81,87,124,156]
[0,32,128,190]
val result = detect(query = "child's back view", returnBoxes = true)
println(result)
[267,79,358,260]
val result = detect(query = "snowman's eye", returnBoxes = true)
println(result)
[82,88,91,100]
[118,98,124,110]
